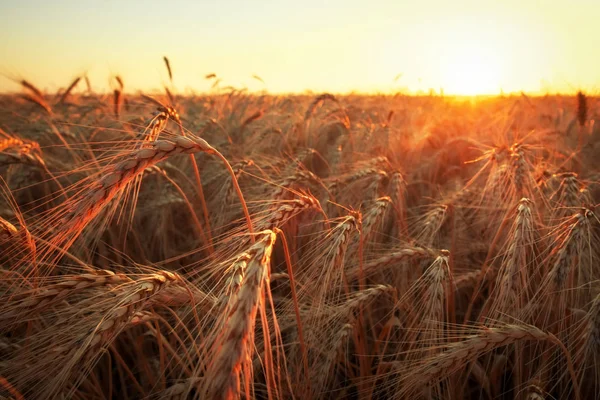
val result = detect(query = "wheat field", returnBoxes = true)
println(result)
[0,76,599,399]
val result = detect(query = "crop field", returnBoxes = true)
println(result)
[0,83,599,399]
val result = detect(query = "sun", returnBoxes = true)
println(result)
[440,41,504,96]
[425,18,512,96]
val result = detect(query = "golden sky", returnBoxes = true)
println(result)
[1,0,598,95]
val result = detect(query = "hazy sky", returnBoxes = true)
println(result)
[1,0,599,94]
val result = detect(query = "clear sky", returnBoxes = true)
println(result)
[1,0,599,95]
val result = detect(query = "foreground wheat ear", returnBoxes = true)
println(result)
[1,90,599,400]
[34,133,255,269]
[196,230,276,400]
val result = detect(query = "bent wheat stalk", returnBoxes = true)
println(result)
[42,134,254,265]
[395,324,580,400]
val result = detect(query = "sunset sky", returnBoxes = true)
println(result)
[1,0,598,95]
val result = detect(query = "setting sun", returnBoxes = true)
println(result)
[439,40,504,95]
[418,15,522,96]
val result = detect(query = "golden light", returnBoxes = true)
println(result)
[440,44,504,95]
[433,19,511,96]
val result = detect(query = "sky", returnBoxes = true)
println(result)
[0,0,599,95]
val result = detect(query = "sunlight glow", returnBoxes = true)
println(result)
[440,44,503,96]
[0,0,598,94]
[429,17,513,96]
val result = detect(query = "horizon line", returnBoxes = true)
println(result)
[1,88,597,98]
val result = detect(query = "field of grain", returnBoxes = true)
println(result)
[1,82,599,399]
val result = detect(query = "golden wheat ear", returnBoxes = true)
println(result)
[163,56,173,83]
[0,177,36,266]
[196,230,276,400]
[58,76,82,104]
[394,324,579,400]
[577,91,587,129]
